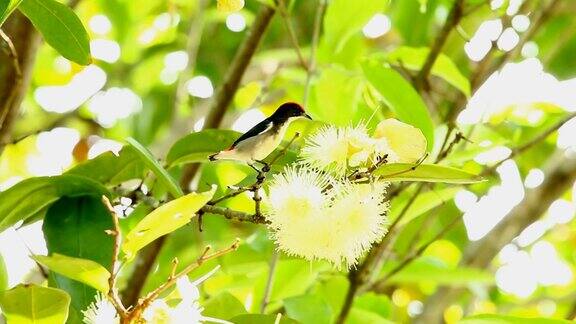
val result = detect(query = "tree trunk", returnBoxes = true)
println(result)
[0,12,41,150]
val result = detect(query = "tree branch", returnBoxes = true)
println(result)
[0,12,40,152]
[278,0,308,70]
[101,196,129,317]
[414,0,464,91]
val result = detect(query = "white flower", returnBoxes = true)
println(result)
[300,125,349,175]
[265,167,389,269]
[328,182,389,267]
[82,293,119,324]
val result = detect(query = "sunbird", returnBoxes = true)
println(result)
[209,102,312,167]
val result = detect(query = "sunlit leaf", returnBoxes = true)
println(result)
[43,196,113,319]
[126,137,183,198]
[383,47,470,96]
[348,308,395,324]
[321,0,387,53]
[375,163,482,183]
[66,146,145,185]
[382,257,494,285]
[389,187,460,225]
[0,254,7,291]
[0,175,108,233]
[0,284,70,324]
[374,118,427,163]
[284,294,332,324]
[229,314,299,324]
[362,60,434,150]
[122,186,216,260]
[166,130,240,167]
[0,0,23,26]
[203,292,248,320]
[460,314,571,324]
[19,0,91,65]
[309,67,363,126]
[217,0,244,13]
[33,254,110,293]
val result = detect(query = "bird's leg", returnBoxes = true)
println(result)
[248,162,261,173]
[255,160,270,173]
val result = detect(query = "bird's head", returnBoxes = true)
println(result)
[271,102,312,123]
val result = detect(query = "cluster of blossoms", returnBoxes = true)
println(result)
[265,119,426,269]
[82,267,229,324]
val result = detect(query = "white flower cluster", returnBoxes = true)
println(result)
[265,119,427,269]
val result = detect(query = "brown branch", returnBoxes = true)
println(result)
[200,204,269,224]
[203,4,275,130]
[278,0,308,70]
[414,0,464,91]
[101,196,129,317]
[0,12,40,152]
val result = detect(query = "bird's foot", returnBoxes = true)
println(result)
[255,160,270,172]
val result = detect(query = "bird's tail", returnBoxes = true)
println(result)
[208,149,235,161]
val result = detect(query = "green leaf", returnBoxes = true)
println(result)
[166,129,240,166]
[229,314,299,324]
[0,0,23,26]
[66,146,145,185]
[122,186,215,260]
[203,292,248,320]
[43,196,114,320]
[375,163,483,184]
[389,187,460,225]
[0,175,108,233]
[0,253,7,291]
[321,0,387,53]
[362,60,434,150]
[284,294,332,324]
[33,254,110,293]
[459,314,572,324]
[309,67,364,126]
[348,308,395,324]
[382,257,494,285]
[18,0,91,65]
[0,284,70,324]
[353,293,392,319]
[384,47,470,96]
[126,137,183,198]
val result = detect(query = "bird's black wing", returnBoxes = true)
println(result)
[230,118,273,148]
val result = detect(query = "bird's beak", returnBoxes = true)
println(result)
[304,113,312,120]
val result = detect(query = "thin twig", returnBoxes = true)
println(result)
[129,239,240,320]
[260,251,280,313]
[278,0,308,71]
[173,0,207,113]
[303,0,327,106]
[101,196,129,317]
[482,111,576,176]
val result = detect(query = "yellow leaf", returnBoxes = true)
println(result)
[217,0,245,13]
[373,118,427,163]
[33,254,110,292]
[122,186,216,260]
